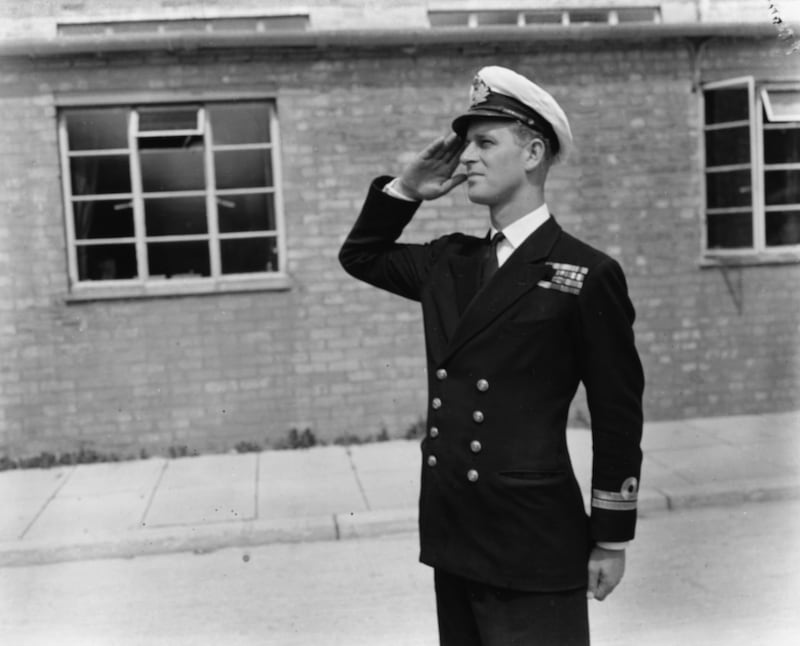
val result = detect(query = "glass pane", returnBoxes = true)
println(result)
[765,170,800,205]
[145,196,208,236]
[764,126,800,164]
[706,212,753,249]
[428,11,470,27]
[475,11,519,26]
[208,103,271,145]
[140,146,205,192]
[616,8,658,22]
[217,193,275,233]
[705,88,749,124]
[70,155,131,195]
[220,237,278,274]
[215,149,273,189]
[65,109,129,150]
[73,199,134,239]
[706,170,752,208]
[147,241,210,278]
[76,244,137,281]
[523,11,563,24]
[763,89,800,121]
[704,126,749,167]
[138,107,199,132]
[766,211,800,246]
[570,10,609,23]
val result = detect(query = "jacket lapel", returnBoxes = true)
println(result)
[422,242,483,364]
[442,217,562,361]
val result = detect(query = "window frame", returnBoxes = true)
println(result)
[57,91,290,301]
[700,76,800,264]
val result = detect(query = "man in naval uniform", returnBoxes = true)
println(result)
[339,66,644,645]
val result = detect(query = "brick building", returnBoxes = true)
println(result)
[1,1,798,458]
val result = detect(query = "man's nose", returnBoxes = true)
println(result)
[460,141,477,164]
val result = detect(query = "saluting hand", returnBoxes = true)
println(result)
[587,546,626,601]
[398,133,468,201]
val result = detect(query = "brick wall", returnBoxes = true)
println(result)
[0,35,798,458]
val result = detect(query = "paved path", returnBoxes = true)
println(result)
[1,410,798,567]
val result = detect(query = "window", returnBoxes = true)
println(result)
[428,7,660,28]
[58,99,286,297]
[57,15,310,37]
[702,79,800,256]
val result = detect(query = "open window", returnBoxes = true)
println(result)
[58,99,287,298]
[702,79,800,258]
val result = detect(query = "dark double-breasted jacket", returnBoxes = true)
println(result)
[339,177,644,592]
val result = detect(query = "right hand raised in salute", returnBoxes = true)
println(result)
[397,133,468,201]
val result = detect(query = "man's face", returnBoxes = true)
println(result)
[460,119,530,207]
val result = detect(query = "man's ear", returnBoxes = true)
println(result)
[523,137,547,172]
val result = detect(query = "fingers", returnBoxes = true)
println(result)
[586,562,600,601]
[420,132,466,163]
[439,173,468,195]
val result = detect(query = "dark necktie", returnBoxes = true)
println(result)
[480,231,505,287]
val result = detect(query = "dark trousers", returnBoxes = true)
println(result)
[434,569,590,646]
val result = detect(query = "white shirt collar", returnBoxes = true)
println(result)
[490,203,550,250]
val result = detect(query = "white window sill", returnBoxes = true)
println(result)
[64,273,293,303]
[700,251,800,268]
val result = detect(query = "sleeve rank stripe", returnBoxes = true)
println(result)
[591,498,638,511]
[592,488,638,502]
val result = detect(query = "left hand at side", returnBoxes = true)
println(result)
[587,546,626,601]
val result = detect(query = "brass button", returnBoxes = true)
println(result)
[467,469,479,482]
[432,398,442,410]
[476,379,489,392]
[470,440,482,453]
[472,410,484,423]
[427,455,438,467]
[430,427,439,438]
[436,369,448,381]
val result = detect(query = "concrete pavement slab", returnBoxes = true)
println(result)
[145,453,257,527]
[348,441,420,510]
[0,466,74,541]
[647,443,788,485]
[257,446,365,518]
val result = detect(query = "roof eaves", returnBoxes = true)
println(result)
[0,22,781,59]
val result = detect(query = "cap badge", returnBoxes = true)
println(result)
[469,75,490,107]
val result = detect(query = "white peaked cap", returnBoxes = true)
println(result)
[452,65,574,163]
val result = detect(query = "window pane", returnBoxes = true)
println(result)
[706,213,753,249]
[765,170,800,205]
[704,126,750,166]
[76,244,137,280]
[73,199,134,239]
[764,126,800,164]
[140,147,205,192]
[616,8,658,22]
[762,89,800,121]
[138,107,199,132]
[70,155,131,195]
[569,10,609,23]
[766,211,800,246]
[706,170,752,208]
[523,11,563,24]
[147,241,210,278]
[208,103,271,145]
[145,196,208,236]
[220,237,278,274]
[475,11,519,26]
[705,88,749,124]
[214,149,273,189]
[65,109,129,150]
[428,11,470,26]
[217,193,275,233]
